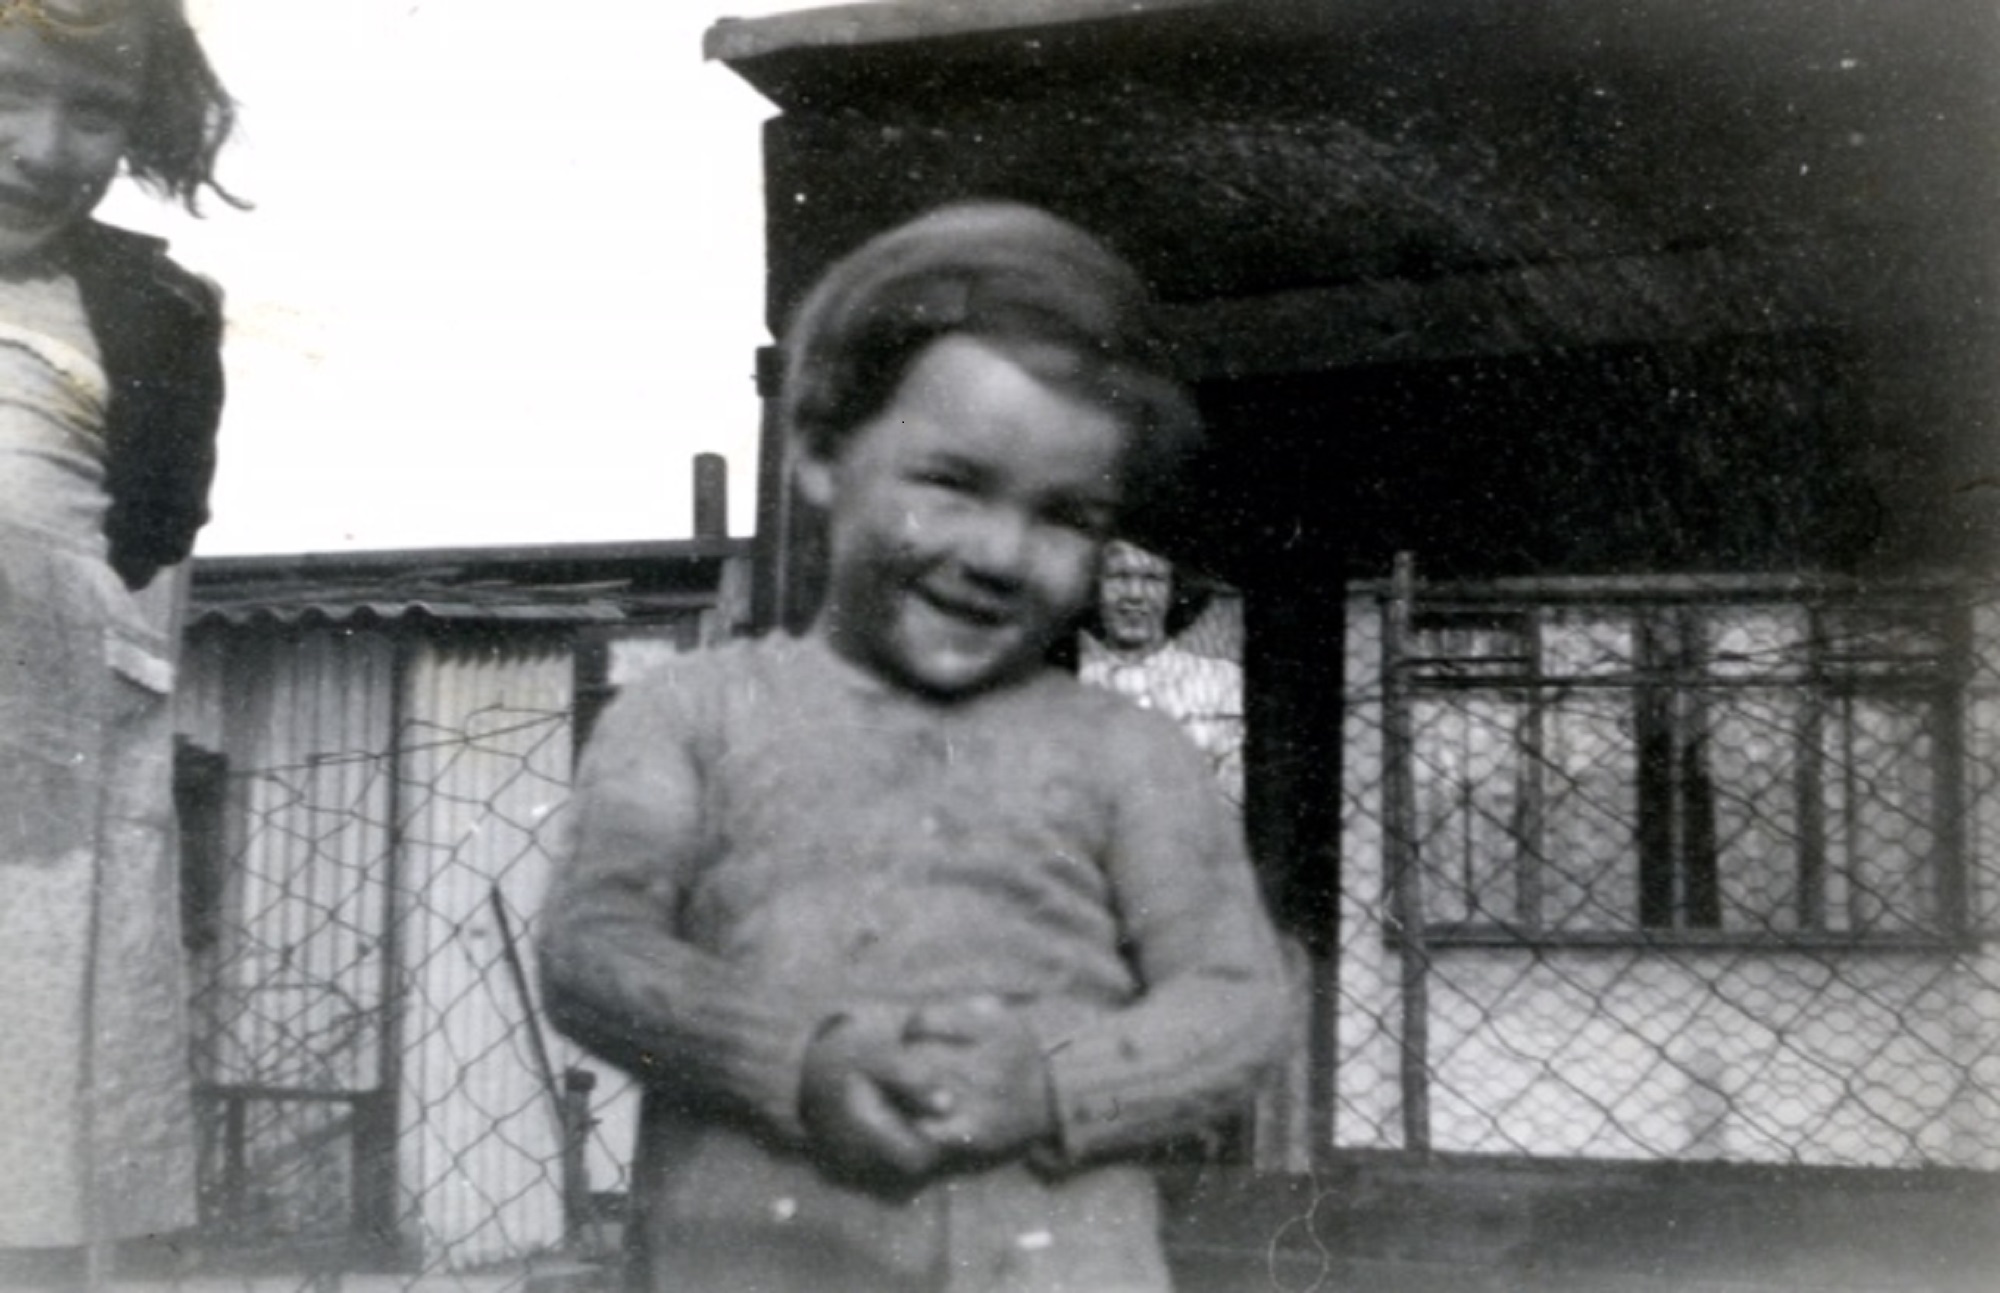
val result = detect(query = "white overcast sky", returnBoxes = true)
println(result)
[101,0,813,555]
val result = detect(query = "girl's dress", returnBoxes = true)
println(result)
[0,271,198,1245]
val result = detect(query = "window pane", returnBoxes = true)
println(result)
[1823,694,1937,934]
[1707,606,1809,681]
[1412,613,1531,680]
[1394,586,1955,943]
[1707,686,1802,932]
[1821,607,1949,678]
[1542,610,1634,678]
[1411,695,1522,924]
[1540,690,1640,932]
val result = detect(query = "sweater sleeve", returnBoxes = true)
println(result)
[535,660,830,1144]
[1039,705,1293,1165]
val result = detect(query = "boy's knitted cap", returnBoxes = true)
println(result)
[781,200,1196,462]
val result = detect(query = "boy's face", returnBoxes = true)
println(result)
[800,334,1128,698]
[0,16,140,266]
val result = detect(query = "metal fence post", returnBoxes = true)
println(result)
[693,453,728,541]
[358,637,413,1267]
[560,1067,598,1255]
[1382,552,1432,1153]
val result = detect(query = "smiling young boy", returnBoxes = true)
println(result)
[538,202,1289,1293]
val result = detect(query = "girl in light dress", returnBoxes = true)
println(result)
[0,2,236,1285]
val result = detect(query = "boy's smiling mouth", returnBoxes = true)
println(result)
[915,582,1015,629]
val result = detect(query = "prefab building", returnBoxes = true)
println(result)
[709,1,2000,1283]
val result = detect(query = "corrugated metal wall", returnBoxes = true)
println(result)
[169,552,751,1274]
[178,624,400,1240]
[396,633,577,1269]
[178,622,650,1269]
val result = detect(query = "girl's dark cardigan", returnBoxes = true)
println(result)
[67,219,226,591]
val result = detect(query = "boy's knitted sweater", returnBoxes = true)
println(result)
[539,633,1288,1291]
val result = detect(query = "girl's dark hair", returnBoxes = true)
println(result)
[128,0,240,211]
[1078,542,1218,643]
[782,201,1201,518]
[25,0,241,212]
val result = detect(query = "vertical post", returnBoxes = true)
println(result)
[1516,616,1546,930]
[1798,607,1828,931]
[221,1094,248,1224]
[693,453,728,541]
[356,638,411,1268]
[1242,549,1347,1169]
[1935,593,1971,937]
[1635,613,1679,930]
[1382,552,1431,1153]
[750,344,792,633]
[750,343,829,634]
[560,1067,598,1255]
[1675,609,1721,929]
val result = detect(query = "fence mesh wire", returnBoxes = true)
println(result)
[172,635,638,1291]
[156,571,2000,1288]
[1334,563,2000,1171]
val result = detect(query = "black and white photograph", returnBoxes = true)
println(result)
[1,2,1996,1291]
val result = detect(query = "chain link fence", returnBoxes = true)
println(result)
[153,567,2000,1287]
[1333,558,2000,1171]
[159,622,641,1293]
[175,697,633,1291]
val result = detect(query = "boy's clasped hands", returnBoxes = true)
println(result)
[800,994,1056,1187]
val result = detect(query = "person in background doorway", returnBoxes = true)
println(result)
[1082,543,1319,1174]
[539,200,1288,1293]
[1080,539,1246,808]
[0,2,237,1285]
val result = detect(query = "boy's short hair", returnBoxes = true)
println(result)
[781,200,1202,518]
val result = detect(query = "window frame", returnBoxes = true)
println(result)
[1380,572,1973,952]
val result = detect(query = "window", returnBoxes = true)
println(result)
[1387,579,1967,944]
